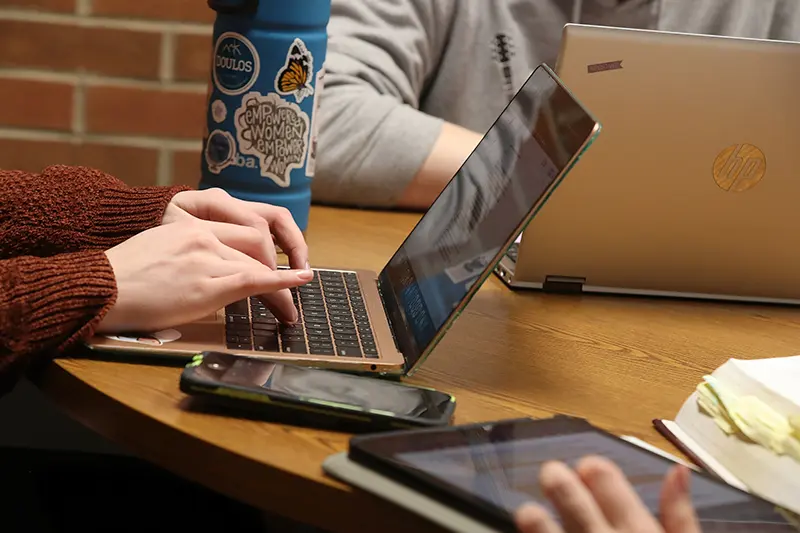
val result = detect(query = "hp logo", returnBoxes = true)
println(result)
[712,143,767,192]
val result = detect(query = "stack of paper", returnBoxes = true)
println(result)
[657,356,800,517]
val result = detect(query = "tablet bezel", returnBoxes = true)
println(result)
[348,416,794,531]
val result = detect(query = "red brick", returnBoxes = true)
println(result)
[171,150,202,187]
[0,78,73,131]
[85,86,206,139]
[0,0,75,12]
[174,34,213,82]
[0,139,160,186]
[0,20,161,79]
[92,0,215,23]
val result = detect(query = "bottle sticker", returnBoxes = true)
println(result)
[213,31,260,96]
[211,99,227,123]
[205,129,237,174]
[106,329,182,346]
[305,66,325,178]
[274,38,315,104]
[234,92,310,188]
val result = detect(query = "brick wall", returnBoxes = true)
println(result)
[0,0,215,187]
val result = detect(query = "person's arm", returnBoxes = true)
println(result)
[314,0,480,209]
[396,123,484,209]
[0,251,116,395]
[0,165,188,258]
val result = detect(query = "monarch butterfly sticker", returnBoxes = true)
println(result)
[275,38,315,104]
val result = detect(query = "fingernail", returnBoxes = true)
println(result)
[297,269,313,282]
[305,261,311,271]
[679,466,691,494]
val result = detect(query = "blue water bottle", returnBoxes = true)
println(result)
[199,0,331,231]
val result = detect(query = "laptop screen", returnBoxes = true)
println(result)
[378,65,599,371]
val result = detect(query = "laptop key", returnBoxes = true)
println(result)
[337,346,362,357]
[227,342,252,351]
[254,336,279,351]
[324,287,347,296]
[226,315,250,325]
[282,341,308,354]
[310,346,335,356]
[280,334,306,343]
[335,339,360,348]
[227,322,251,333]
[279,324,305,335]
[333,333,358,342]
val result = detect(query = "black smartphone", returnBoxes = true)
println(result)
[348,416,798,532]
[179,351,456,432]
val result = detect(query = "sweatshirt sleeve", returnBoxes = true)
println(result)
[0,165,189,258]
[0,251,117,395]
[313,0,457,207]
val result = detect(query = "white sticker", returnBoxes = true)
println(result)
[204,129,237,175]
[211,99,227,123]
[274,38,315,104]
[212,31,260,96]
[234,92,310,188]
[305,65,325,178]
[106,329,182,347]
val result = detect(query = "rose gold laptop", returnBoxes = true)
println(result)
[496,24,800,304]
[84,64,601,376]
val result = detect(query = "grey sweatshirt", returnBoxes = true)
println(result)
[314,0,800,207]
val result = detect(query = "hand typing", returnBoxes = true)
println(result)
[97,221,313,334]
[162,188,309,322]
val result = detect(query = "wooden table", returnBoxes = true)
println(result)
[34,206,800,533]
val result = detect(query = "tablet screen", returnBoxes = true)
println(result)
[351,418,794,531]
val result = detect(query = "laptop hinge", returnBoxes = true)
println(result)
[543,275,585,294]
[376,279,402,353]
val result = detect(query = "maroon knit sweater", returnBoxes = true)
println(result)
[0,165,189,393]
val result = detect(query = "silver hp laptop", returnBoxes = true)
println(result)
[496,24,800,304]
[85,64,600,375]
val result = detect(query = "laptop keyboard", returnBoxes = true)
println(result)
[224,270,379,359]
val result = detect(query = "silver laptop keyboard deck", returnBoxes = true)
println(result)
[224,270,378,358]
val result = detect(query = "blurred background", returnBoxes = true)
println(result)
[0,0,214,189]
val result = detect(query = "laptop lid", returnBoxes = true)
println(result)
[377,64,601,376]
[514,25,800,303]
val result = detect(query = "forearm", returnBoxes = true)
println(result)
[396,122,484,210]
[0,165,189,257]
[0,252,117,395]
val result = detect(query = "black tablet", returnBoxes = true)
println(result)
[348,416,796,532]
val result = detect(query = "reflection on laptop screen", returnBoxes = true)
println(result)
[379,65,598,368]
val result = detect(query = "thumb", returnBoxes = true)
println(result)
[214,267,313,303]
[660,466,702,533]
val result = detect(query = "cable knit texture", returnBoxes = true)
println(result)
[0,165,189,394]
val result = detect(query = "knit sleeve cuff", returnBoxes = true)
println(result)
[85,185,192,249]
[1,251,117,360]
